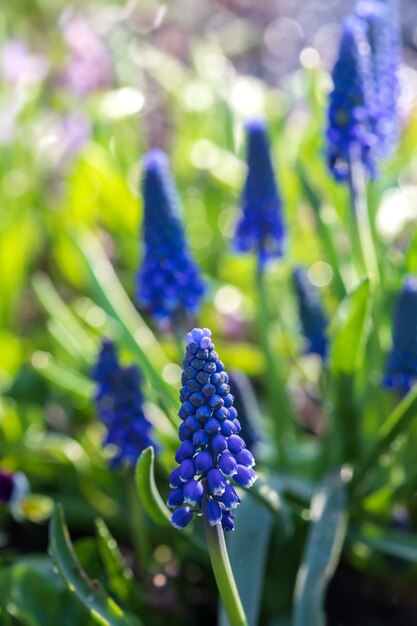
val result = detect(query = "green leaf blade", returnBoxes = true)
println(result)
[330,277,372,375]
[134,447,171,527]
[49,505,136,626]
[293,471,348,626]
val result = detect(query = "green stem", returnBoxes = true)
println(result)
[203,499,248,626]
[256,264,295,468]
[348,145,380,284]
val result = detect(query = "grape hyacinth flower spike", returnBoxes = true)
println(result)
[92,339,157,467]
[136,149,205,326]
[326,14,379,181]
[168,328,256,532]
[355,0,402,157]
[293,267,328,360]
[383,276,417,395]
[234,120,286,270]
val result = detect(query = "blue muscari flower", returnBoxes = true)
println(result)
[168,328,256,531]
[383,276,417,395]
[293,267,328,360]
[355,0,402,156]
[92,339,157,467]
[136,149,205,323]
[326,15,380,181]
[234,120,285,268]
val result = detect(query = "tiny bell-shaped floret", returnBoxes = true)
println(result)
[171,507,194,529]
[206,499,223,526]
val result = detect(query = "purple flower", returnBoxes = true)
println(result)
[168,328,256,532]
[58,112,91,162]
[0,470,14,503]
[1,39,48,86]
[61,18,113,95]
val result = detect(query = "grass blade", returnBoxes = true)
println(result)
[72,230,178,414]
[33,272,96,364]
[351,383,417,496]
[32,353,95,399]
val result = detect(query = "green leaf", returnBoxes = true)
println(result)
[72,230,179,416]
[293,471,348,626]
[296,165,347,299]
[0,556,95,626]
[95,518,140,609]
[348,525,417,563]
[330,277,372,375]
[32,354,94,399]
[219,493,273,626]
[49,504,137,626]
[351,383,417,496]
[134,447,171,527]
[32,272,96,364]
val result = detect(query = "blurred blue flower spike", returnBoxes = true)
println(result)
[136,149,205,326]
[168,328,256,531]
[355,0,402,157]
[234,120,286,269]
[293,267,328,360]
[92,339,157,467]
[383,276,417,395]
[326,15,379,181]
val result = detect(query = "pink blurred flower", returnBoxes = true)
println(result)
[1,39,48,86]
[61,18,113,95]
[59,111,91,161]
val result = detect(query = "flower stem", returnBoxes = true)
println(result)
[203,500,248,626]
[256,264,295,468]
[348,144,380,284]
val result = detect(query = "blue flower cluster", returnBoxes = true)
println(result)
[383,276,417,395]
[92,339,156,466]
[136,149,205,323]
[326,14,379,181]
[356,0,401,156]
[293,267,328,360]
[168,328,256,531]
[234,120,286,268]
